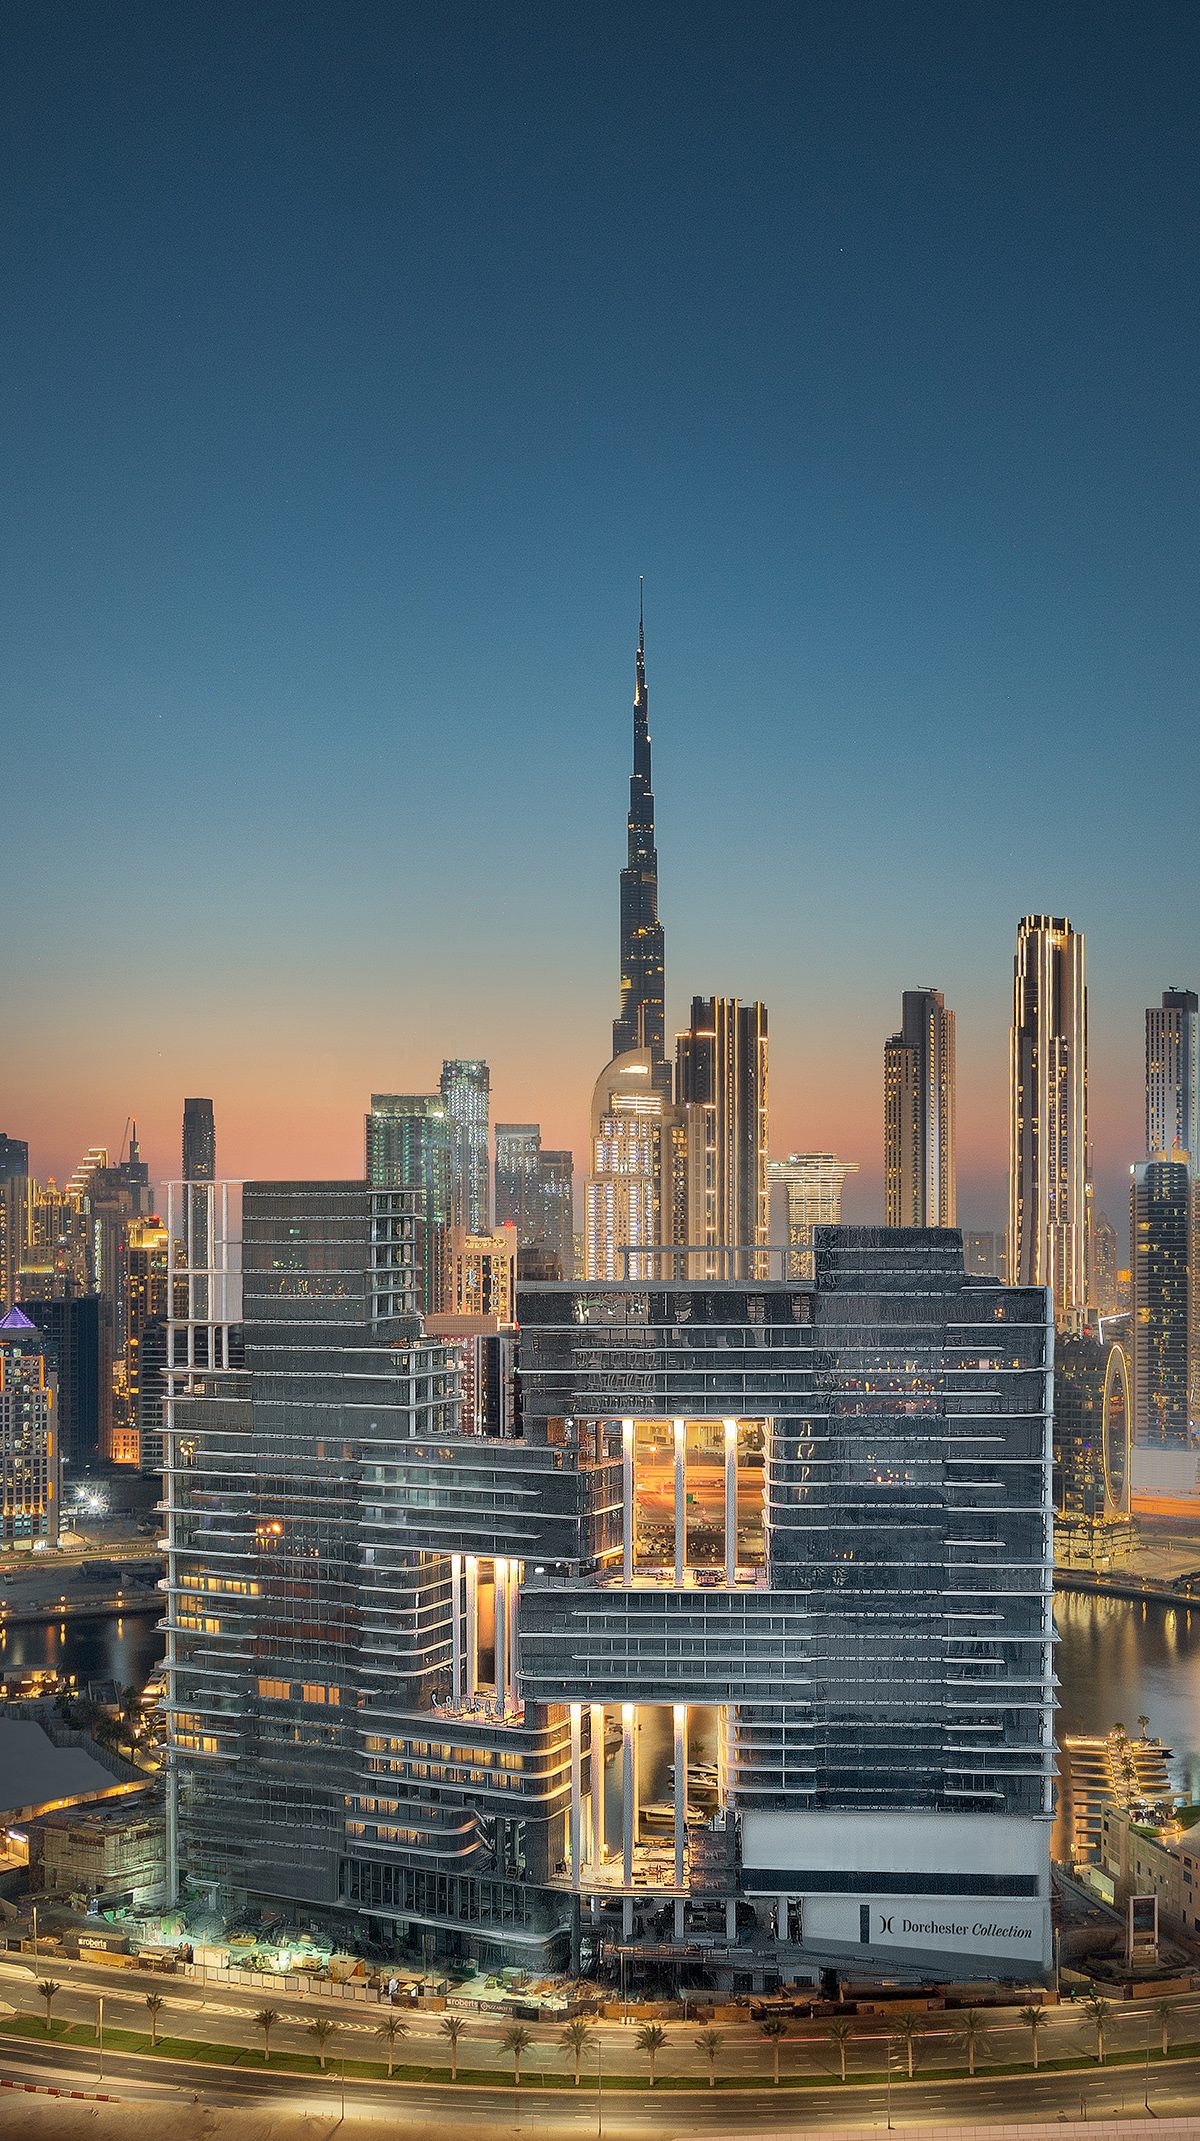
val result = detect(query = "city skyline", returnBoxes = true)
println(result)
[2,6,1197,1241]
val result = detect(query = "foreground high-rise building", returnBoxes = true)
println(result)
[612,585,667,1080]
[676,996,769,1278]
[884,988,956,1228]
[165,1211,1053,1985]
[1008,914,1088,1320]
[440,1060,491,1234]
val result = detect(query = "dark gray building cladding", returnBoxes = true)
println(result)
[166,1210,1053,1985]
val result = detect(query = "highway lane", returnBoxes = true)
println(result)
[6,2028,1200,2134]
[5,1952,1200,2088]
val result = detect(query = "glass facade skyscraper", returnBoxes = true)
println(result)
[1130,1158,1191,1441]
[165,1202,1052,1986]
[1146,989,1199,1165]
[366,1094,453,1313]
[1008,915,1088,1321]
[440,1059,491,1234]
[612,584,667,1078]
[676,996,769,1279]
[884,988,956,1228]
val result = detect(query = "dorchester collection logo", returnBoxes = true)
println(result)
[877,1913,1033,1942]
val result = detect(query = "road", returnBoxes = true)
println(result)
[4,2028,1200,2133]
[6,1951,1200,2098]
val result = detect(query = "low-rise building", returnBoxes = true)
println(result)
[1103,1805,1200,1942]
[36,1794,167,1910]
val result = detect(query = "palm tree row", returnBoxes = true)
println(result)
[36,1983,1186,2087]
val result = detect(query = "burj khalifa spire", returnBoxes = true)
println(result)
[612,580,667,1070]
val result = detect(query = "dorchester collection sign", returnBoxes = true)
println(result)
[878,1913,1035,1943]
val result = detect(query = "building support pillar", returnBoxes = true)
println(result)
[590,1703,605,1864]
[622,1418,634,1585]
[673,1417,686,1586]
[673,1702,687,1938]
[724,1417,738,1580]
[507,1556,520,1704]
[494,1557,507,1709]
[450,1552,463,1703]
[622,1701,635,1933]
[465,1555,478,1698]
[569,1703,583,1890]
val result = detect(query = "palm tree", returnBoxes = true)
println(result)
[378,2014,408,2077]
[560,2018,595,2085]
[502,2022,532,2087]
[635,2022,667,2086]
[440,2013,466,2080]
[144,1992,165,2047]
[308,2016,337,2071]
[1018,2004,1046,2071]
[695,2027,723,2088]
[958,2008,986,2078]
[1082,1993,1110,2065]
[890,2011,922,2079]
[254,2008,280,2063]
[37,1980,61,2034]
[759,2013,787,2084]
[1152,1997,1174,2057]
[827,2017,853,2082]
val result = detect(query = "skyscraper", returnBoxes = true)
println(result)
[1008,914,1088,1320]
[769,1153,859,1280]
[365,1094,452,1313]
[495,1125,542,1238]
[584,1050,678,1280]
[0,1133,29,1313]
[0,1305,59,1548]
[675,996,769,1279]
[884,987,956,1228]
[612,583,667,1081]
[1129,1159,1191,1441]
[440,1059,491,1233]
[530,1149,573,1282]
[182,1099,216,1182]
[1146,989,1199,1163]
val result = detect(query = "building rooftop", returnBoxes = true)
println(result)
[0,1718,141,1821]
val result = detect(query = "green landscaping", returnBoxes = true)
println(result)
[2,2010,1198,2092]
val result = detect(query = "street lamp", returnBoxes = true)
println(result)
[97,1995,104,2085]
[885,2037,893,2131]
[30,1904,38,1980]
[595,2029,603,2140]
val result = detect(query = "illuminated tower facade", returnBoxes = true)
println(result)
[884,988,957,1228]
[676,996,769,1279]
[1146,990,1199,1165]
[440,1059,491,1233]
[612,584,667,1081]
[366,1094,452,1314]
[1130,1159,1191,1441]
[1008,915,1088,1321]
[0,1134,28,1314]
[770,1153,859,1280]
[0,1305,59,1547]
[585,1050,679,1280]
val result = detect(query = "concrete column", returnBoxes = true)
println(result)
[621,1703,635,1890]
[622,1418,634,1585]
[589,1703,605,1863]
[507,1557,520,1703]
[724,1417,738,1580]
[673,1417,686,1586]
[450,1553,462,1704]
[494,1558,507,1708]
[569,1703,583,1891]
[465,1556,478,1697]
[673,1703,687,1896]
[725,1896,737,1943]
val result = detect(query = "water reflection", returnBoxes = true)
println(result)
[1054,1590,1200,1851]
[1,1610,162,1691]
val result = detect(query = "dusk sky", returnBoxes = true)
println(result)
[3,2,1197,1235]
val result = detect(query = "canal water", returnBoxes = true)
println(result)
[9,1593,1200,1846]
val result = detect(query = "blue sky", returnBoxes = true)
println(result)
[2,2,1197,1231]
